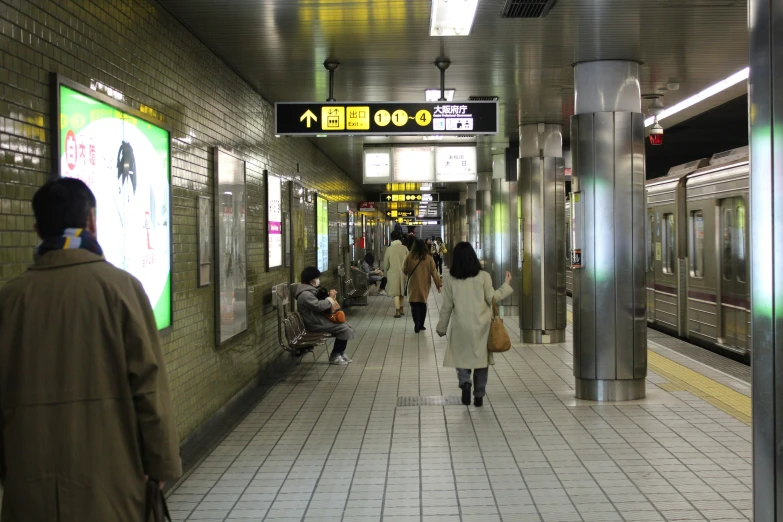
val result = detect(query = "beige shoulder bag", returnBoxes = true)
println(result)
[487,298,512,353]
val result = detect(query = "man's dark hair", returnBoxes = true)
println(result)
[391,231,401,241]
[410,239,429,260]
[449,242,482,280]
[301,266,321,284]
[364,252,375,265]
[32,178,97,238]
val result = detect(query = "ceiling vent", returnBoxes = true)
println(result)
[501,0,557,18]
[468,96,499,101]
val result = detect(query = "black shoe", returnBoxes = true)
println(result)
[474,397,483,407]
[414,327,420,333]
[420,326,427,331]
[461,383,472,406]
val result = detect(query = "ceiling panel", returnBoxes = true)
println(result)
[159,0,749,184]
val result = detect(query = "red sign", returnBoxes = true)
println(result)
[359,201,376,211]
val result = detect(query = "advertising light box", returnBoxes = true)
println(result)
[436,146,477,182]
[58,81,172,330]
[392,147,435,182]
[317,196,329,272]
[267,173,283,269]
[363,149,392,184]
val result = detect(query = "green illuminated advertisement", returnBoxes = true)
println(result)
[59,84,172,329]
[317,196,329,271]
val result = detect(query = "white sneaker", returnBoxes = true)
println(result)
[330,354,349,365]
[339,354,353,363]
[379,290,388,296]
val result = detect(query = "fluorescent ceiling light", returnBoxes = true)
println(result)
[425,89,455,101]
[644,67,748,127]
[423,135,444,141]
[430,0,479,36]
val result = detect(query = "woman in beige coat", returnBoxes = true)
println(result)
[383,231,410,317]
[403,239,442,332]
[436,242,513,407]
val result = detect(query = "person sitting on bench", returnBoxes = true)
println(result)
[361,252,388,296]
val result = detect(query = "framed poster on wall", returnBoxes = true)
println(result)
[215,148,248,345]
[54,75,172,330]
[316,195,329,272]
[198,195,211,287]
[266,170,283,270]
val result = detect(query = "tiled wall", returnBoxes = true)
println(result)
[0,0,364,439]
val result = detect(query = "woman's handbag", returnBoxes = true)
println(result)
[487,298,511,353]
[404,259,423,296]
[146,480,171,522]
[324,297,346,323]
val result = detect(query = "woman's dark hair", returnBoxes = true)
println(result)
[300,266,321,284]
[449,242,482,279]
[364,252,375,265]
[410,239,429,260]
[33,178,97,238]
[390,231,401,241]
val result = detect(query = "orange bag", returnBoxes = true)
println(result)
[487,298,511,353]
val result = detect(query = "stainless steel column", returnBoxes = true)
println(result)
[466,184,477,252]
[458,190,468,243]
[477,171,493,270]
[750,0,782,517]
[571,60,646,401]
[490,175,521,316]
[518,124,567,343]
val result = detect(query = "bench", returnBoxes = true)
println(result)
[343,266,369,307]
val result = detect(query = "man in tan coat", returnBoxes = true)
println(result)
[383,231,409,318]
[0,178,182,521]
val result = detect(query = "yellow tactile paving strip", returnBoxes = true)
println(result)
[565,308,751,425]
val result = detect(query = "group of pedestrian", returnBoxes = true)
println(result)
[0,177,514,520]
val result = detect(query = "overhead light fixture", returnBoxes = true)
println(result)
[425,89,455,101]
[430,0,479,37]
[423,135,444,141]
[644,67,748,127]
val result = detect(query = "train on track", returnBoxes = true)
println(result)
[566,145,750,359]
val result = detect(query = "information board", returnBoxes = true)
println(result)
[267,173,283,269]
[380,192,439,202]
[363,149,392,184]
[436,146,478,182]
[276,101,498,136]
[317,196,329,272]
[58,81,171,330]
[393,147,435,182]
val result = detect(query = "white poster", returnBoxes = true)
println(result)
[393,147,435,182]
[267,174,283,269]
[363,149,392,184]
[436,146,478,182]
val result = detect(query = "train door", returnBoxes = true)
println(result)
[718,197,749,352]
[646,209,655,321]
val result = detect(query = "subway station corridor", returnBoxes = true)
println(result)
[168,286,752,522]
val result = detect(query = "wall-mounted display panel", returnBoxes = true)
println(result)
[363,148,392,184]
[215,149,248,345]
[56,78,172,330]
[266,171,283,270]
[317,196,329,272]
[198,195,211,287]
[393,147,436,182]
[436,146,478,182]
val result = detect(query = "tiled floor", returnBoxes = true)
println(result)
[168,283,753,522]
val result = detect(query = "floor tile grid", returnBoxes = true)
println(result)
[176,296,390,521]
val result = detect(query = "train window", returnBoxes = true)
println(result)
[737,203,747,283]
[723,208,733,281]
[662,213,675,275]
[689,211,704,278]
[648,213,656,269]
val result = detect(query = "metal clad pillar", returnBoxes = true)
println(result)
[477,171,493,270]
[518,124,567,343]
[466,184,477,252]
[571,60,646,401]
[490,174,520,316]
[750,0,783,517]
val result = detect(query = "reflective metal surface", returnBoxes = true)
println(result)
[571,111,646,394]
[749,0,782,517]
[522,329,566,344]
[491,177,521,316]
[574,61,642,114]
[575,378,646,402]
[477,171,493,269]
[158,0,749,182]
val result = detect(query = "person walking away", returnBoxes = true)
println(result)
[383,231,409,318]
[433,238,444,275]
[295,267,356,365]
[404,239,442,333]
[436,242,513,407]
[361,252,388,296]
[0,178,182,521]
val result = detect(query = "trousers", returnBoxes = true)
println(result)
[434,255,443,274]
[457,368,489,397]
[410,302,427,329]
[330,338,347,358]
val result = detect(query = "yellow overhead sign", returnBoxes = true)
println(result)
[322,106,344,130]
[347,106,370,130]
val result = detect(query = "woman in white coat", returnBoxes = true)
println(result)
[383,230,410,318]
[436,242,513,407]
